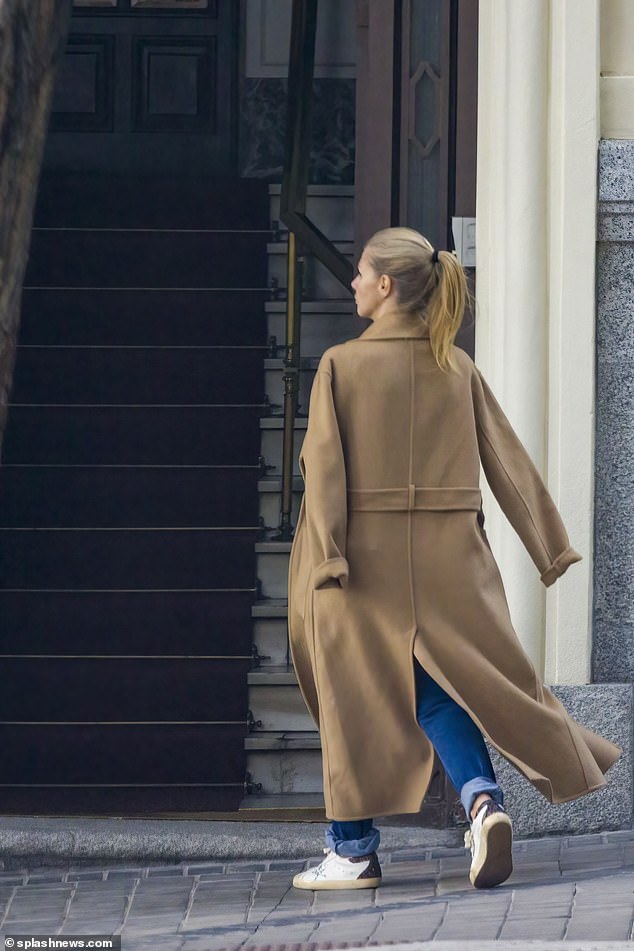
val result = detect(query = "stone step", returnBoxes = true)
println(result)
[268,184,354,242]
[251,598,288,618]
[238,791,325,816]
[255,541,292,599]
[248,681,313,732]
[245,731,319,751]
[267,241,354,300]
[252,599,289,666]
[250,184,350,804]
[258,475,303,531]
[248,664,298,686]
[252,600,289,667]
[265,300,363,357]
[246,734,322,795]
[259,416,307,476]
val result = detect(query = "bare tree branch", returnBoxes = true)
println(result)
[0,0,72,454]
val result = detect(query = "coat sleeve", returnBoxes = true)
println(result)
[471,367,582,587]
[299,365,349,589]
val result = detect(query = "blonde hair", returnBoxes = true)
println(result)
[363,227,470,373]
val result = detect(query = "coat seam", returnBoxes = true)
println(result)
[407,341,417,633]
[307,587,335,815]
[477,423,554,566]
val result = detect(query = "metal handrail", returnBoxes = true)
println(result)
[277,0,354,540]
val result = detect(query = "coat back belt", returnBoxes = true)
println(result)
[347,486,482,512]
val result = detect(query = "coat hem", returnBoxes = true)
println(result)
[325,797,429,823]
[547,778,608,805]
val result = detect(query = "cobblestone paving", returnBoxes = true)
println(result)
[0,831,633,950]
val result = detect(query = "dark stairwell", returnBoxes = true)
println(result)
[0,174,269,814]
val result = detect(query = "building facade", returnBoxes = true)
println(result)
[0,0,632,829]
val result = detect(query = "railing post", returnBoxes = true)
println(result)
[277,0,353,541]
[278,232,304,541]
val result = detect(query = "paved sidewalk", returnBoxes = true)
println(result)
[0,830,633,950]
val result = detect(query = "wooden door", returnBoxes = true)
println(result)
[43,0,237,175]
[355,0,477,356]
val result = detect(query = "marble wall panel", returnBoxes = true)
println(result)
[593,140,634,682]
[239,78,355,184]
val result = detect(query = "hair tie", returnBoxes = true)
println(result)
[431,249,440,264]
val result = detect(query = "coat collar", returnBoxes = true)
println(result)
[354,310,430,341]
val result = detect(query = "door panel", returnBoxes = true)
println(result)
[44,0,236,174]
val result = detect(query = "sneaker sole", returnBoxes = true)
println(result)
[292,874,382,891]
[470,813,513,889]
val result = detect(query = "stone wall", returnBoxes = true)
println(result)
[593,140,634,683]
[239,78,355,185]
[489,684,633,837]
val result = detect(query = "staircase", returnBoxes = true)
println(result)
[243,184,358,815]
[0,174,269,815]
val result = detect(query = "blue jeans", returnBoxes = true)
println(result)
[326,659,503,857]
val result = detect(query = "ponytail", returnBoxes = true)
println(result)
[364,227,471,373]
[425,250,469,373]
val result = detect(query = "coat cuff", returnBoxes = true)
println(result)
[540,546,583,587]
[312,557,350,589]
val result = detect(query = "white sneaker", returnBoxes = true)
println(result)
[464,800,513,889]
[292,848,382,890]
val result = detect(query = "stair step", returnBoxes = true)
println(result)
[256,543,292,599]
[0,724,246,784]
[0,528,256,589]
[249,683,313,732]
[0,658,250,721]
[260,417,308,431]
[258,475,303,492]
[268,242,354,300]
[259,417,307,479]
[0,466,259,528]
[252,615,289,668]
[267,242,353,257]
[2,406,263,465]
[25,231,267,289]
[265,302,363,356]
[35,174,270,230]
[245,732,319,750]
[252,599,288,618]
[12,347,266,404]
[269,184,354,242]
[255,541,292,553]
[238,792,325,817]
[246,744,322,795]
[248,665,297,686]
[0,786,242,816]
[263,358,320,370]
[20,290,268,347]
[0,589,256,654]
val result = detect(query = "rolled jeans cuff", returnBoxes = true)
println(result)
[461,777,504,819]
[325,826,381,858]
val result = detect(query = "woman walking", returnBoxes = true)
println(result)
[287,227,620,891]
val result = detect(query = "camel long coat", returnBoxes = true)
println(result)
[287,310,620,822]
